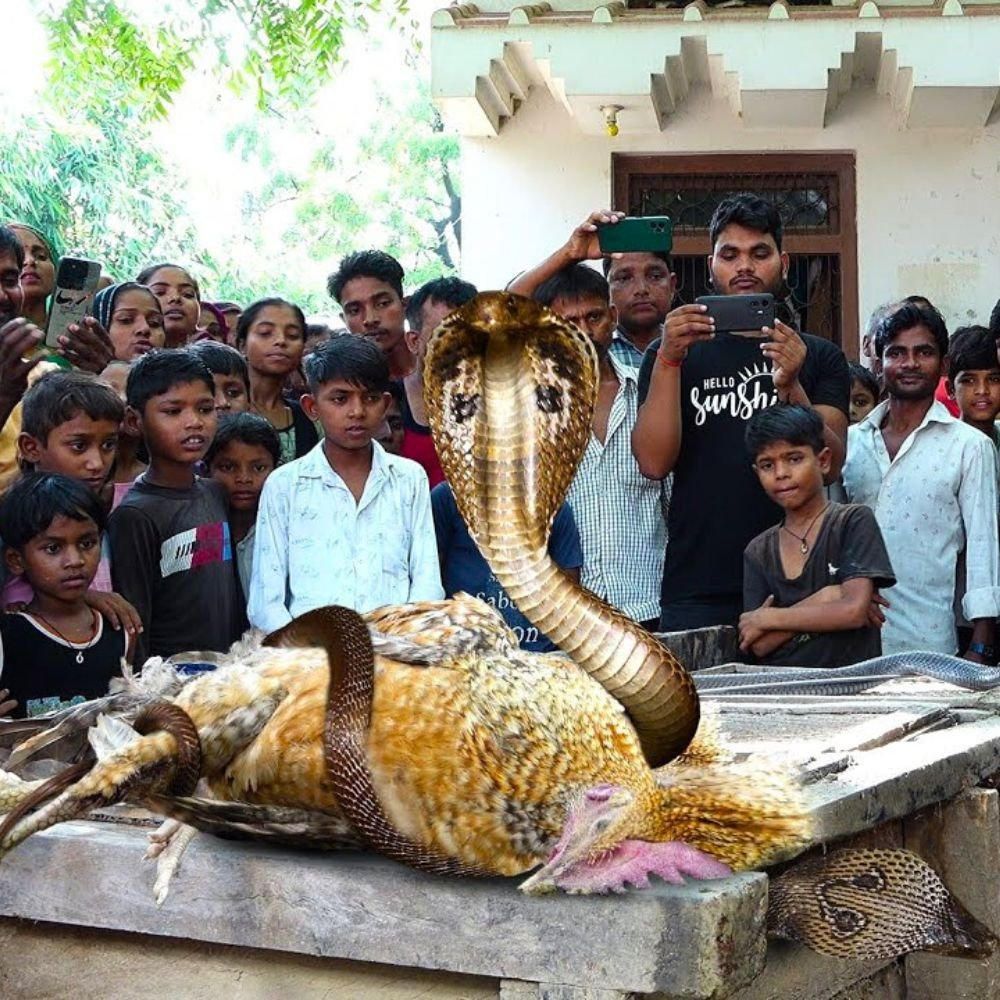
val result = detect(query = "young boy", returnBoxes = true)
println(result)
[248,335,443,632]
[946,325,1000,448]
[108,350,244,662]
[740,405,895,667]
[205,412,280,599]
[5,370,126,606]
[18,369,123,491]
[375,380,406,456]
[0,473,129,717]
[189,340,251,416]
[327,250,415,380]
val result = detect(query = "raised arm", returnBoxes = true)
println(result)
[763,321,850,480]
[507,210,623,298]
[631,305,716,479]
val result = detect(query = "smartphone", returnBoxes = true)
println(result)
[695,293,775,333]
[598,216,673,255]
[45,257,102,349]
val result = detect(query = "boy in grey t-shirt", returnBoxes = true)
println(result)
[739,405,895,667]
[109,351,244,663]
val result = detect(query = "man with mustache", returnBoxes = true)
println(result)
[843,303,1000,660]
[633,194,850,631]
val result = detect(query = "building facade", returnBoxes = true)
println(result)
[431,0,1000,354]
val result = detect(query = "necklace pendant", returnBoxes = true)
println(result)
[75,651,84,664]
[800,540,809,555]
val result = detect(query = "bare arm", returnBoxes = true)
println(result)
[631,304,715,479]
[507,210,624,298]
[0,319,43,430]
[763,321,848,481]
[740,578,875,657]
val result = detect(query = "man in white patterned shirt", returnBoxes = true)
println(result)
[843,303,1000,659]
[248,336,443,633]
[513,259,668,628]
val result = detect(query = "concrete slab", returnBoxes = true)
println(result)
[0,822,768,998]
[0,918,498,1000]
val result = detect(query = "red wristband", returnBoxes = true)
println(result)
[657,352,682,369]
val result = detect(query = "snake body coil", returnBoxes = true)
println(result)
[696,651,1000,697]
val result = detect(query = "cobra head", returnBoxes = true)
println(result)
[520,783,731,895]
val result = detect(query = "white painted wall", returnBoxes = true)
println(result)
[460,85,1000,351]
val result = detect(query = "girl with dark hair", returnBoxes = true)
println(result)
[90,283,165,361]
[235,298,318,465]
[135,263,200,348]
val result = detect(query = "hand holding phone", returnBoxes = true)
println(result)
[695,293,775,333]
[45,257,102,350]
[760,319,807,392]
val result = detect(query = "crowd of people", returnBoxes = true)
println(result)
[0,191,998,719]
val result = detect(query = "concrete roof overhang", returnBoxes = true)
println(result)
[430,2,1000,135]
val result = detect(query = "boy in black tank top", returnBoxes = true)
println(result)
[0,474,128,718]
[739,405,895,668]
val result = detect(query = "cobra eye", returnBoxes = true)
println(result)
[451,392,479,423]
[536,385,562,414]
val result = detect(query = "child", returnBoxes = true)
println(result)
[205,412,280,598]
[375,380,406,456]
[189,340,252,416]
[0,474,129,717]
[5,370,125,604]
[848,362,879,425]
[740,405,895,667]
[248,335,443,632]
[108,350,244,662]
[136,263,201,348]
[946,325,1000,448]
[90,282,165,361]
[235,298,318,464]
[100,361,147,493]
[18,369,123,491]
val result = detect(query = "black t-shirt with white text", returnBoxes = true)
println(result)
[637,331,849,616]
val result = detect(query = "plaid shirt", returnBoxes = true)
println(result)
[567,354,670,622]
[608,330,646,371]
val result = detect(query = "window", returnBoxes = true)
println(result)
[612,152,858,354]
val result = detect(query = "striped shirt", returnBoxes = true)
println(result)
[566,354,670,622]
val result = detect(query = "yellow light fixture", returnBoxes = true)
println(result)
[600,104,624,138]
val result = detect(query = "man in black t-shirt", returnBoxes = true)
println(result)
[633,194,850,630]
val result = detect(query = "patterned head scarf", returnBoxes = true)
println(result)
[90,282,155,330]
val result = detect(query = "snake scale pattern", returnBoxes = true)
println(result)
[424,291,699,768]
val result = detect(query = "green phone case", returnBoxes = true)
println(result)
[598,216,673,255]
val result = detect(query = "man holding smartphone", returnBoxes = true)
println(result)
[632,194,849,631]
[510,209,674,370]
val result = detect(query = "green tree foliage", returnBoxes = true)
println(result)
[38,0,415,119]
[3,4,457,310]
[0,93,198,280]
[285,88,461,289]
